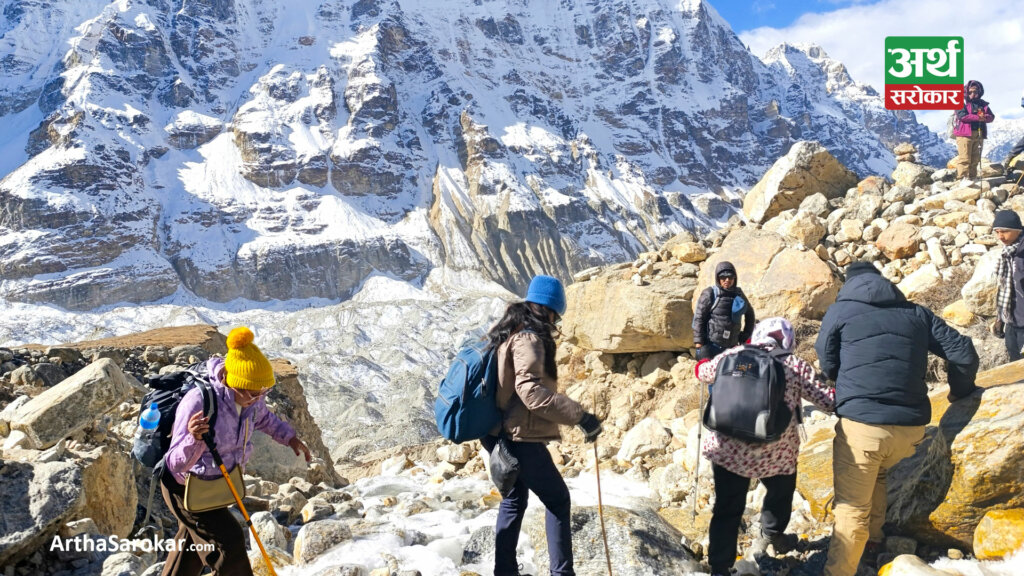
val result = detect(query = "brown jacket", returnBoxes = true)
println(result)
[494,331,583,442]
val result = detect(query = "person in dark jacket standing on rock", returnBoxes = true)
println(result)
[815,262,979,576]
[991,210,1024,361]
[952,80,994,181]
[692,261,756,360]
[481,275,602,576]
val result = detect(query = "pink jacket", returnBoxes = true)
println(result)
[954,98,994,139]
[164,357,296,484]
[696,343,835,478]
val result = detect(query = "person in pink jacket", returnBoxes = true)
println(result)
[161,327,311,576]
[953,80,995,180]
[694,317,835,576]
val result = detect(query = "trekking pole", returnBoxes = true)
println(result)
[202,434,277,576]
[692,378,704,521]
[592,389,612,576]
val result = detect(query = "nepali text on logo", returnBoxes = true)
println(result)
[884,37,963,110]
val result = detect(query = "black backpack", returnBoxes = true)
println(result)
[702,346,797,443]
[130,362,218,473]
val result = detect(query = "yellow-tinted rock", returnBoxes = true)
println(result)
[887,380,1024,547]
[877,554,959,575]
[941,300,976,327]
[794,420,839,522]
[876,222,921,260]
[973,509,1024,560]
[933,212,970,228]
[563,269,697,353]
[897,264,942,302]
[249,546,292,576]
[670,242,707,263]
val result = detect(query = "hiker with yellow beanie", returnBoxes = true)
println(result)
[161,327,311,576]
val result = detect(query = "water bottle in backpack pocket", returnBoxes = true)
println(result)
[130,362,217,471]
[702,346,797,443]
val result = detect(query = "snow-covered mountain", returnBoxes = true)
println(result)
[0,0,951,311]
[986,117,1024,164]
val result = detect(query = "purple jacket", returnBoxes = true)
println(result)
[954,81,994,139]
[164,357,296,484]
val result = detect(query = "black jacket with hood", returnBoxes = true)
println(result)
[815,263,979,426]
[692,261,755,348]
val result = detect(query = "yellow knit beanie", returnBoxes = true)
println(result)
[224,327,275,390]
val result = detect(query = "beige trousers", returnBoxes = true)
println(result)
[823,418,926,576]
[955,136,983,179]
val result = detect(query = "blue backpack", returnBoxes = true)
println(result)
[434,338,502,443]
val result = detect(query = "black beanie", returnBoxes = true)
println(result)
[845,261,880,279]
[993,210,1023,231]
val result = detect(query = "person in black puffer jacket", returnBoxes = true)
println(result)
[692,261,756,361]
[815,262,979,576]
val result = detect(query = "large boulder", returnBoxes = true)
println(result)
[562,271,697,353]
[11,358,132,449]
[696,228,839,320]
[743,141,858,223]
[524,506,700,576]
[798,362,1024,541]
[887,381,1024,547]
[960,248,1000,316]
[763,210,826,248]
[247,359,341,486]
[0,461,85,567]
[79,446,137,538]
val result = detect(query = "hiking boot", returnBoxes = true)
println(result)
[859,540,883,569]
[765,531,798,555]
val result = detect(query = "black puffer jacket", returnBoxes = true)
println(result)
[815,264,979,426]
[692,261,755,348]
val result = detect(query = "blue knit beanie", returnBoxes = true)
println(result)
[525,275,567,316]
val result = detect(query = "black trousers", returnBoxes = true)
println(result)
[708,464,796,571]
[1005,323,1024,362]
[159,469,253,576]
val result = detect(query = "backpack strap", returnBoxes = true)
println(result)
[195,378,218,444]
[765,347,802,424]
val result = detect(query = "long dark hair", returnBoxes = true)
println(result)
[486,301,560,378]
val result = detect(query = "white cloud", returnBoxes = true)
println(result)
[739,0,1024,131]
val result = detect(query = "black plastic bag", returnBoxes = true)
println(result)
[489,437,520,496]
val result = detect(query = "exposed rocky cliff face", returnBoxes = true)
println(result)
[0,0,951,309]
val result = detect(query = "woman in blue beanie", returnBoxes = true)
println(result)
[481,274,603,576]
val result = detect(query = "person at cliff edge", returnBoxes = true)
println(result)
[162,327,312,576]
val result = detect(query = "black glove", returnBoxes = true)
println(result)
[577,412,603,443]
[696,345,714,361]
[992,319,1005,339]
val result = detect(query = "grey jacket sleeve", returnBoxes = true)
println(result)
[693,287,713,345]
[815,307,842,382]
[924,308,979,397]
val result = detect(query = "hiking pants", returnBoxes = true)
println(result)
[955,135,983,179]
[824,419,925,576]
[482,436,575,576]
[708,464,796,572]
[696,342,724,361]
[1004,322,1024,362]
[159,469,253,576]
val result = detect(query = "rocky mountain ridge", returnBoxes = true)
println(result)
[0,0,952,311]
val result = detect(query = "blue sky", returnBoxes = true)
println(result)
[711,0,880,34]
